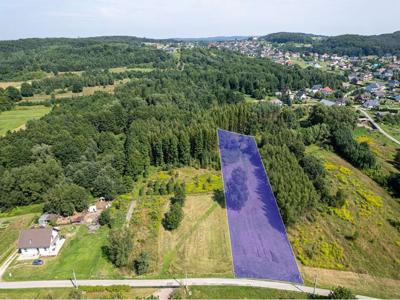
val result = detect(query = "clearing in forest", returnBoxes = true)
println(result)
[0,105,51,136]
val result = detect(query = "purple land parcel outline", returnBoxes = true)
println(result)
[217,129,303,284]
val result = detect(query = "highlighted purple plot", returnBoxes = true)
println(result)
[218,129,303,284]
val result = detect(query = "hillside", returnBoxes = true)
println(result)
[260,31,400,56]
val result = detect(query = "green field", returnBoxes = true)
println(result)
[0,105,51,136]
[0,287,156,299]
[0,214,36,266]
[132,167,231,278]
[173,286,309,299]
[157,193,232,277]
[4,225,122,281]
[379,123,400,143]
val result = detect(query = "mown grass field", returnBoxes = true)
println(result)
[0,287,156,299]
[288,145,400,281]
[0,105,51,136]
[131,167,232,278]
[4,225,122,281]
[174,286,309,299]
[157,193,232,277]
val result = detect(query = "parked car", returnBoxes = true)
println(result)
[32,259,44,265]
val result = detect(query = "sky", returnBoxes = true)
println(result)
[1,0,399,40]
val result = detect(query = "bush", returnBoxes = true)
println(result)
[162,202,183,231]
[388,173,400,197]
[80,285,130,293]
[99,209,112,227]
[134,252,150,275]
[329,286,355,299]
[300,155,326,181]
[105,229,133,267]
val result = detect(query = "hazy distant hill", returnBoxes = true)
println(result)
[261,32,323,44]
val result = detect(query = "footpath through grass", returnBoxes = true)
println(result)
[0,105,51,136]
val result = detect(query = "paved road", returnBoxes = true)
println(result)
[358,108,400,146]
[0,278,376,299]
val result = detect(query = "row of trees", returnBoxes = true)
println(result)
[162,185,186,230]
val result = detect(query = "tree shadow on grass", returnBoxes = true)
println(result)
[212,189,226,208]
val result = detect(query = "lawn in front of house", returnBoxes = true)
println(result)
[4,225,122,281]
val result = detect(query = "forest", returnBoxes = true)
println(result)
[0,43,381,226]
[0,36,175,81]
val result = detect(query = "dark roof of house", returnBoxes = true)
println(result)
[18,228,53,249]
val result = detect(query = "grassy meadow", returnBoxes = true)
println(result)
[173,286,309,299]
[0,105,51,136]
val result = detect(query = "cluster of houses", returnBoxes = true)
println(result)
[17,198,112,260]
[206,38,400,109]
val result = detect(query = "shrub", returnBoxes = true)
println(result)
[99,209,112,227]
[329,286,355,299]
[162,202,183,231]
[134,252,150,275]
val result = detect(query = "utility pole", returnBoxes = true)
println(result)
[313,274,317,296]
[73,269,78,289]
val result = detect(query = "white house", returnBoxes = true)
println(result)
[17,227,65,260]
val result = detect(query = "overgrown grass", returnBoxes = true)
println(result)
[0,203,43,218]
[288,145,400,280]
[0,105,51,136]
